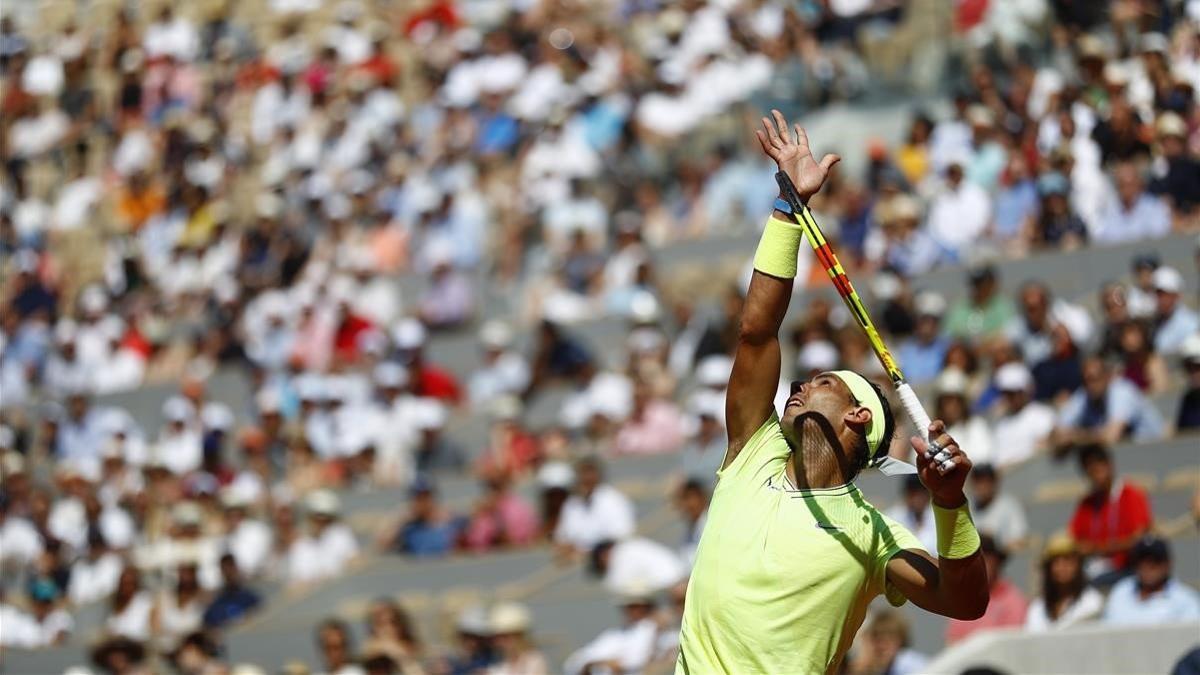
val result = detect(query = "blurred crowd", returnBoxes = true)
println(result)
[2,0,1200,671]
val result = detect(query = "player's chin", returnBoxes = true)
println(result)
[781,405,802,427]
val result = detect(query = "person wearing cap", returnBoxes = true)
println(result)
[896,291,950,386]
[944,264,1016,344]
[467,320,531,408]
[869,193,944,277]
[1032,170,1088,249]
[25,577,74,647]
[969,464,1028,550]
[1103,536,1200,626]
[1151,265,1199,355]
[1126,253,1161,319]
[156,396,204,475]
[677,112,988,675]
[988,362,1056,467]
[411,400,466,473]
[1175,334,1200,430]
[1069,444,1154,582]
[553,457,635,558]
[1148,111,1200,217]
[934,368,993,464]
[444,605,497,674]
[287,489,360,585]
[1094,162,1171,245]
[564,582,661,675]
[392,318,462,404]
[1054,355,1165,451]
[220,490,272,579]
[1025,533,1104,632]
[945,534,1028,644]
[487,602,548,675]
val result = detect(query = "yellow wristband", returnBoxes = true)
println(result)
[932,502,981,559]
[752,215,804,279]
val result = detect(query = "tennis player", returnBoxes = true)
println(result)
[676,111,989,674]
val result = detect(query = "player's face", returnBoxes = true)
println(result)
[781,373,856,447]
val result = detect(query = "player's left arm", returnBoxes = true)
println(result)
[885,421,990,621]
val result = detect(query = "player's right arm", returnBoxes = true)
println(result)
[723,110,840,467]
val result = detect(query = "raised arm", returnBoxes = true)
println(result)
[723,110,840,466]
[886,421,990,620]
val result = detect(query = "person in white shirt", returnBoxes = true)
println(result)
[554,457,636,557]
[589,537,686,596]
[926,160,991,260]
[69,531,124,605]
[885,475,938,555]
[487,602,550,675]
[0,492,43,571]
[934,369,994,464]
[287,490,360,586]
[564,584,661,675]
[25,581,73,647]
[1025,533,1104,632]
[969,464,1029,550]
[105,565,155,641]
[468,321,531,408]
[989,362,1055,467]
[155,396,203,475]
[220,491,273,579]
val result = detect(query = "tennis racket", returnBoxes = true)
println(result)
[775,172,935,447]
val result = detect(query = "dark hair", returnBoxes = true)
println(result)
[1041,549,1085,621]
[368,598,420,648]
[588,540,617,578]
[1076,444,1111,470]
[852,380,896,478]
[679,479,708,500]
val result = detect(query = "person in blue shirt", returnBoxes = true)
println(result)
[389,479,465,557]
[1103,536,1200,626]
[202,554,262,629]
[896,291,950,385]
[1152,266,1200,355]
[1055,355,1165,449]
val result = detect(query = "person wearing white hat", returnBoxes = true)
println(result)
[287,489,360,586]
[933,369,994,466]
[988,362,1056,467]
[1151,266,1199,355]
[156,396,204,475]
[411,400,466,473]
[1148,111,1200,218]
[895,291,950,386]
[486,602,548,675]
[563,580,660,675]
[392,318,463,404]
[468,320,531,408]
[220,489,272,579]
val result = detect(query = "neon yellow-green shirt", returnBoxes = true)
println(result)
[677,415,923,675]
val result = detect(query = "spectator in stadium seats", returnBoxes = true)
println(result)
[896,291,949,386]
[1148,113,1200,219]
[170,631,225,674]
[848,609,927,675]
[1176,335,1200,431]
[563,585,660,675]
[476,396,540,480]
[202,553,261,629]
[1025,533,1104,632]
[287,490,360,585]
[89,635,148,674]
[1054,356,1165,449]
[487,601,548,675]
[1094,163,1171,244]
[536,461,573,542]
[386,479,465,557]
[1069,445,1154,583]
[220,490,271,579]
[944,265,1015,345]
[24,578,72,647]
[946,535,1027,644]
[462,476,538,553]
[1103,536,1200,626]
[316,618,365,675]
[927,159,991,262]
[1031,172,1087,250]
[866,194,943,277]
[527,320,594,395]
[69,531,122,605]
[553,457,635,558]
[1097,283,1136,358]
[935,369,993,463]
[1031,323,1083,404]
[105,565,154,641]
[886,475,937,555]
[1115,320,1168,394]
[443,606,496,675]
[589,537,685,595]
[412,402,465,473]
[989,363,1055,467]
[613,381,686,456]
[155,561,207,648]
[1126,254,1161,320]
[676,480,709,567]
[467,321,530,408]
[392,319,461,404]
[969,464,1028,550]
[418,242,476,329]
[361,599,423,674]
[1006,282,1056,365]
[990,155,1039,251]
[679,394,725,487]
[1151,266,1200,355]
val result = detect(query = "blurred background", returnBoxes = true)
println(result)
[0,0,1199,673]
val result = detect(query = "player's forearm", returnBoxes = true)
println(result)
[931,494,988,619]
[740,209,805,343]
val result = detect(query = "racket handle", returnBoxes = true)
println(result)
[896,382,932,442]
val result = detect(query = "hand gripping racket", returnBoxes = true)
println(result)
[775,172,947,471]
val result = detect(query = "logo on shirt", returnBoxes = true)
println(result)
[814,522,842,533]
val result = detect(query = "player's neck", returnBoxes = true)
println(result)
[786,428,851,489]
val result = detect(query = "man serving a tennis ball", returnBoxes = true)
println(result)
[675,111,989,675]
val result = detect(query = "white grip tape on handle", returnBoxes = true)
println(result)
[896,382,932,442]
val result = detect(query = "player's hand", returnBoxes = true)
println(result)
[755,109,840,203]
[911,420,971,508]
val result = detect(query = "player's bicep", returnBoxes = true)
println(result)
[884,549,941,610]
[723,336,781,465]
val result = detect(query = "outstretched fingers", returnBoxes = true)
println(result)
[819,153,842,172]
[762,117,784,149]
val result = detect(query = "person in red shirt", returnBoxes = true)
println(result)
[946,535,1029,644]
[393,318,462,404]
[1068,444,1153,582]
[475,396,540,480]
